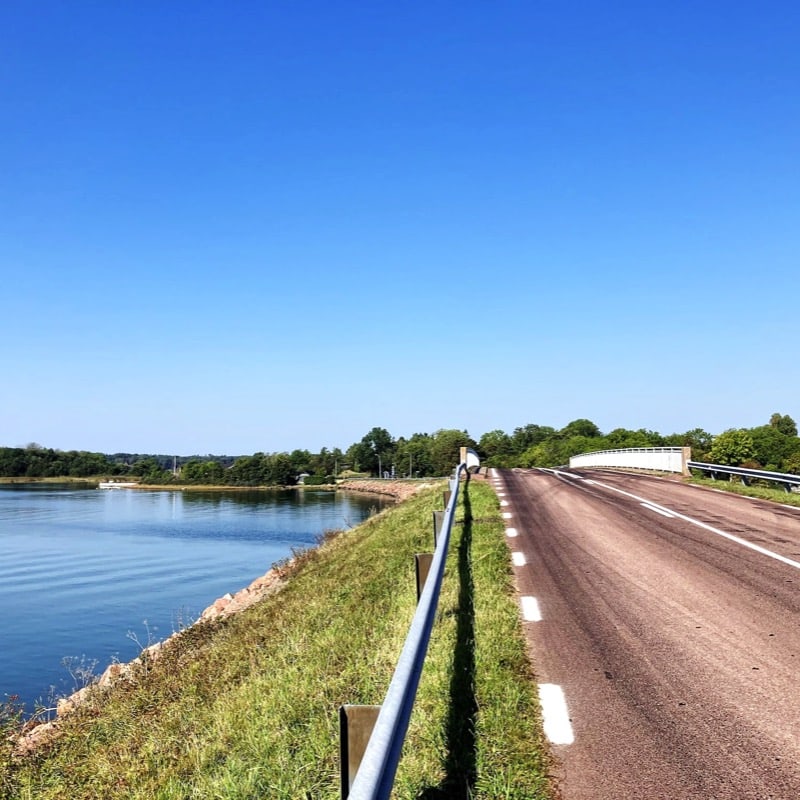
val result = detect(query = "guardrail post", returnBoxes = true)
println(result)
[433,510,444,545]
[340,704,382,799]
[415,553,433,602]
[443,489,452,509]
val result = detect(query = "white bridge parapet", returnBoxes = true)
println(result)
[569,447,691,475]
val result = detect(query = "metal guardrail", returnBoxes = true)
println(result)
[341,447,480,799]
[687,461,800,492]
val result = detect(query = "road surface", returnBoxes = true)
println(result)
[492,468,800,799]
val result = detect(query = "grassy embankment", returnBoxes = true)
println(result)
[1,479,555,799]
[687,475,800,507]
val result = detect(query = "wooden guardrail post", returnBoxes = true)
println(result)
[415,553,433,602]
[432,510,444,545]
[340,705,382,799]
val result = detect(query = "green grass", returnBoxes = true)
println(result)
[688,475,800,507]
[1,480,555,799]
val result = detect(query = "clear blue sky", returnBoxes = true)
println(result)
[2,1,798,455]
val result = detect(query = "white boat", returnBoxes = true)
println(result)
[97,481,139,489]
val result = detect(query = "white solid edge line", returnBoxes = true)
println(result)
[591,479,800,571]
[521,595,542,621]
[512,551,526,566]
[505,527,518,537]
[640,502,675,518]
[538,684,575,745]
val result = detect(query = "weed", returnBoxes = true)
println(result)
[61,655,99,693]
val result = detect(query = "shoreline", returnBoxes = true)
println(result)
[13,478,434,754]
[0,476,437,496]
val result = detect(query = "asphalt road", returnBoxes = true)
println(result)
[493,468,800,799]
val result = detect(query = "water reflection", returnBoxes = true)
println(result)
[0,485,390,711]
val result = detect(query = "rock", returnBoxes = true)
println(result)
[213,593,233,612]
[98,662,130,688]
[56,686,91,717]
[15,721,57,756]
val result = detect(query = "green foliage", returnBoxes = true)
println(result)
[748,425,797,471]
[3,410,797,486]
[266,453,296,486]
[510,424,556,454]
[477,429,514,466]
[394,433,435,478]
[769,412,798,437]
[708,429,756,466]
[664,428,713,461]
[783,451,800,475]
[180,459,225,484]
[346,427,396,476]
[130,457,173,484]
[559,418,601,438]
[0,447,115,478]
[288,449,313,474]
[311,447,343,477]
[222,452,297,487]
[429,429,478,476]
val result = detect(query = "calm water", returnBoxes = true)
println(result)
[0,484,389,711]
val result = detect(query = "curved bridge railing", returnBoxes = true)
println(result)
[569,446,690,474]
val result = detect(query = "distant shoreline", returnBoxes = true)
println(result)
[0,475,433,500]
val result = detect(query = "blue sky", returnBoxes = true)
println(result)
[2,1,798,455]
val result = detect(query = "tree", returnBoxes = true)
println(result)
[429,429,477,476]
[559,419,601,439]
[288,449,313,474]
[605,428,655,449]
[749,425,795,470]
[181,459,224,484]
[267,453,297,486]
[664,428,713,461]
[510,424,556,454]
[478,429,514,465]
[351,427,396,476]
[769,413,798,438]
[130,457,172,484]
[783,450,800,476]
[520,439,564,468]
[708,429,756,466]
[394,433,434,477]
[226,453,270,486]
[311,447,342,477]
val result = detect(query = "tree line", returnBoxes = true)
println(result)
[1,412,798,485]
[477,412,799,475]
